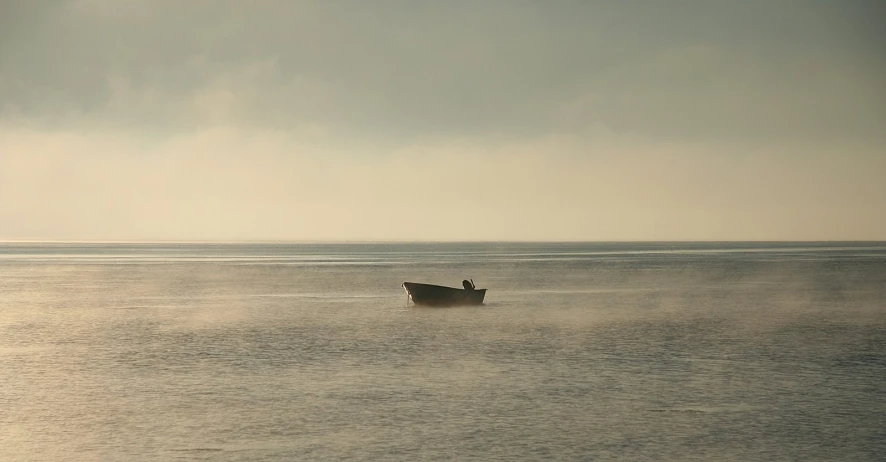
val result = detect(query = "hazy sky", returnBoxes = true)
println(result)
[1,0,884,241]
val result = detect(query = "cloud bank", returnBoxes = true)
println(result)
[1,0,884,240]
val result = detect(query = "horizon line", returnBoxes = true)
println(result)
[1,239,884,245]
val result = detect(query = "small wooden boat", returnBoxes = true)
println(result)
[402,279,486,307]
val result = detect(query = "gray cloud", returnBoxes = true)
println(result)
[3,0,884,143]
[1,1,884,241]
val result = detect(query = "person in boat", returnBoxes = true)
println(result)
[462,279,475,291]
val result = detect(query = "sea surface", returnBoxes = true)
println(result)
[1,242,884,461]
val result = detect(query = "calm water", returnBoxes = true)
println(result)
[1,242,884,460]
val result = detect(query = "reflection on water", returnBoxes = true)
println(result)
[1,242,884,460]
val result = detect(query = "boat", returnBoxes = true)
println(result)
[402,279,487,307]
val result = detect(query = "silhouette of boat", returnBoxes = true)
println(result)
[402,280,486,307]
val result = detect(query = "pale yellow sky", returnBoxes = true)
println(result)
[1,1,884,241]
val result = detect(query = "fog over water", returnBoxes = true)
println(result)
[3,2,884,460]
[1,242,884,460]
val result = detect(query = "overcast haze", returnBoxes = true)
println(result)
[1,0,884,241]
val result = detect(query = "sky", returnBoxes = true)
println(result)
[1,0,884,241]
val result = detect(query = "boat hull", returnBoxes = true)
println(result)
[402,282,486,307]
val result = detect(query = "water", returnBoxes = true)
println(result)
[1,242,884,460]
